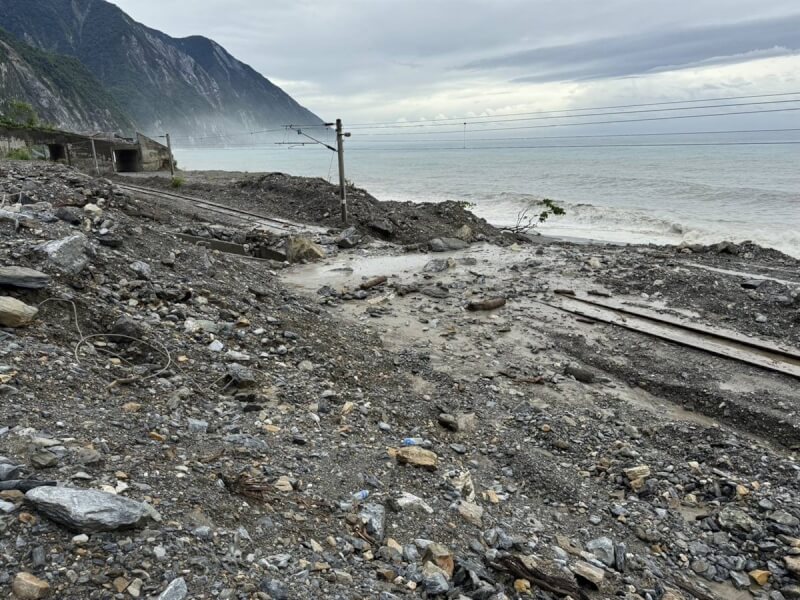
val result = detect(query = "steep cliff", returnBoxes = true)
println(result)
[0,0,323,139]
[0,27,134,133]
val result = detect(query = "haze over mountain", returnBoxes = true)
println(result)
[0,0,322,138]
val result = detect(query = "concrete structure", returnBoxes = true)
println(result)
[0,125,172,173]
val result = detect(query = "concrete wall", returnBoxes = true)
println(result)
[137,133,172,172]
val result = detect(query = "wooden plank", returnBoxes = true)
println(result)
[560,293,800,360]
[544,298,800,379]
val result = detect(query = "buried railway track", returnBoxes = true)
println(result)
[542,291,800,379]
[115,182,324,234]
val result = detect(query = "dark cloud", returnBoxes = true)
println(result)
[459,15,800,83]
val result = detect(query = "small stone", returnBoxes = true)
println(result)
[113,577,130,593]
[157,577,187,600]
[394,446,438,470]
[422,543,454,578]
[586,537,615,567]
[0,297,38,327]
[749,569,771,585]
[571,561,604,587]
[456,501,483,526]
[393,492,434,514]
[785,555,800,577]
[423,571,450,595]
[514,579,531,593]
[12,572,51,599]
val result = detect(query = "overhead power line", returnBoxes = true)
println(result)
[345,127,800,144]
[353,107,800,136]
[311,90,800,129]
[345,99,800,132]
[343,141,800,152]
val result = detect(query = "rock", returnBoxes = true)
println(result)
[128,260,152,280]
[225,363,257,388]
[53,206,83,225]
[36,233,92,274]
[359,503,386,541]
[429,237,468,252]
[438,412,476,433]
[455,224,473,241]
[25,486,160,532]
[224,434,268,452]
[335,226,360,248]
[423,570,450,595]
[0,267,50,289]
[749,569,771,585]
[730,571,750,589]
[111,316,147,339]
[719,505,758,532]
[466,297,506,311]
[571,561,604,587]
[423,259,451,273]
[565,364,596,384]
[420,285,449,299]
[0,297,38,327]
[368,219,394,237]
[586,537,615,567]
[422,543,454,578]
[394,446,438,470]
[785,555,800,578]
[624,465,651,481]
[11,572,50,599]
[157,577,188,600]
[285,237,325,262]
[258,579,288,599]
[771,510,800,527]
[393,492,434,514]
[456,500,483,526]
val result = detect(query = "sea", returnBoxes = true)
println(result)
[174,140,800,258]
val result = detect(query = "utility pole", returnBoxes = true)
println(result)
[165,133,175,177]
[90,137,100,176]
[335,119,348,225]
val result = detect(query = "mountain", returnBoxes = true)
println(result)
[0,0,323,139]
[0,26,134,133]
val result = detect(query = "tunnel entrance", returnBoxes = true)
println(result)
[114,149,140,172]
[47,144,66,162]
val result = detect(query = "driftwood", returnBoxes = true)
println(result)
[489,554,591,600]
[360,276,388,290]
[467,297,506,311]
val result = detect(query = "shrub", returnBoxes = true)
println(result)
[170,176,185,188]
[6,147,32,160]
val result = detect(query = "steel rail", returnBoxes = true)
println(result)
[116,182,320,232]
[543,292,800,379]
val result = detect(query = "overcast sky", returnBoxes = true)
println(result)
[112,0,800,125]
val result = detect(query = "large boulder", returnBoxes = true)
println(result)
[0,266,50,289]
[25,486,160,532]
[35,234,92,274]
[335,226,361,249]
[0,296,38,327]
[285,237,325,263]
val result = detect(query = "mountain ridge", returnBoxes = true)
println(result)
[0,0,323,139]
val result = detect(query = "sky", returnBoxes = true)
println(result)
[111,0,800,126]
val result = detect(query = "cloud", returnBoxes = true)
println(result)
[459,15,800,83]
[108,0,800,123]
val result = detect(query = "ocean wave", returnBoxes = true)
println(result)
[470,193,800,258]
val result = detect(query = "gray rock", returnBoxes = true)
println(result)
[0,267,50,289]
[429,237,468,252]
[586,537,615,567]
[423,571,450,595]
[226,363,257,388]
[187,419,208,434]
[565,363,596,384]
[36,233,92,274]
[0,463,22,481]
[420,285,449,299]
[157,577,187,600]
[335,226,361,249]
[224,434,268,452]
[54,206,83,225]
[368,219,394,237]
[718,505,758,532]
[25,486,160,532]
[730,571,750,589]
[359,502,386,541]
[129,260,152,280]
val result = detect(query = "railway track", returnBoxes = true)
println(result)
[116,182,326,234]
[542,292,800,379]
